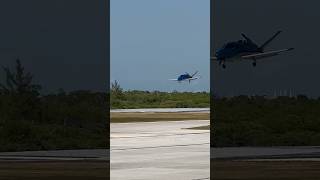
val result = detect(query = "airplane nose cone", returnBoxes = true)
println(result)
[215,51,220,57]
[215,51,223,60]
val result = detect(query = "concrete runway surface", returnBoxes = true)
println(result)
[111,108,210,113]
[0,149,108,161]
[111,120,210,180]
[212,146,320,160]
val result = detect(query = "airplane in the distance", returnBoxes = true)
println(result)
[169,71,200,83]
[211,30,294,68]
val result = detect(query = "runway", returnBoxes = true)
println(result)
[0,149,108,161]
[211,146,320,160]
[110,120,210,180]
[110,108,210,113]
[211,146,320,180]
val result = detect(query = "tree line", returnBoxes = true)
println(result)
[110,80,210,109]
[212,95,320,147]
[0,59,108,151]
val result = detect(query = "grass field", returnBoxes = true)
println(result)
[0,160,109,180]
[111,89,210,109]
[211,159,320,180]
[110,112,210,123]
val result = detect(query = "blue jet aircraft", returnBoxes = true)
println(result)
[169,71,200,83]
[211,31,294,68]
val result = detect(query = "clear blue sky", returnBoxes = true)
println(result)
[111,0,209,92]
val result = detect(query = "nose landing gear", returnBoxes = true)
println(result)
[219,59,226,69]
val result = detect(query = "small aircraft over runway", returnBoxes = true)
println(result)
[211,30,294,68]
[169,71,200,83]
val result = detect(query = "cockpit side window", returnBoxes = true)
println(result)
[225,43,235,48]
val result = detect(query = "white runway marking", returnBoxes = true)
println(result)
[110,108,209,113]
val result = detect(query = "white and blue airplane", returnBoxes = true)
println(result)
[211,30,294,68]
[169,71,200,83]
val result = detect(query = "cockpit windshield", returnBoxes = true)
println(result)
[223,42,237,49]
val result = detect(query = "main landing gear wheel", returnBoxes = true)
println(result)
[222,64,226,69]
[252,62,256,67]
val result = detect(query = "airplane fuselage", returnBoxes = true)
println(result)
[212,31,293,69]
[215,40,261,62]
[169,71,199,82]
[177,74,192,81]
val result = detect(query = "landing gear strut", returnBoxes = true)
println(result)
[252,59,257,67]
[219,59,226,69]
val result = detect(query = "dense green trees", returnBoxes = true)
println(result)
[110,80,210,109]
[0,59,42,124]
[0,60,107,151]
[212,95,320,147]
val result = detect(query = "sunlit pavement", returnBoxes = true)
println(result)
[211,146,320,160]
[111,120,210,180]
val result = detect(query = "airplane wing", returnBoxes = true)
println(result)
[168,79,178,81]
[189,77,199,80]
[241,48,294,60]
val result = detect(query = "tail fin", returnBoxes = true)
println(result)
[259,30,282,51]
[191,71,198,77]
[241,33,255,44]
